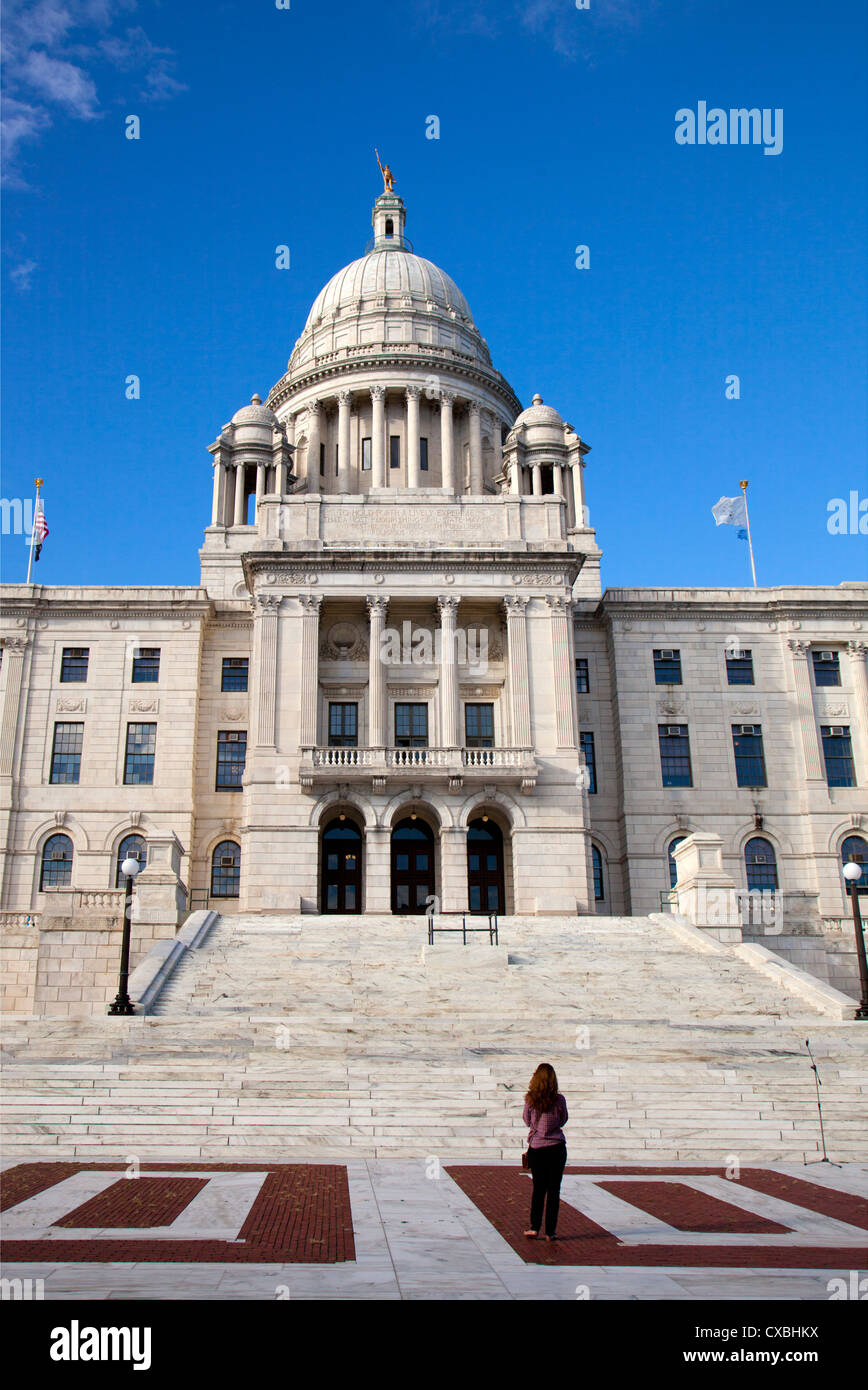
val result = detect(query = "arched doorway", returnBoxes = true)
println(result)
[391,817,435,914]
[321,816,363,913]
[467,816,505,915]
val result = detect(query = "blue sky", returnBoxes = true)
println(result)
[2,0,866,589]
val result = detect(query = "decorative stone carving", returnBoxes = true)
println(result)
[254,592,282,615]
[129,698,158,713]
[56,697,86,713]
[320,621,368,662]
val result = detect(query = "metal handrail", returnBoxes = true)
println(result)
[427,913,498,945]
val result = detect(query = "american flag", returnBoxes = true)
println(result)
[33,503,49,561]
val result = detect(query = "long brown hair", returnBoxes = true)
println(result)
[525,1063,559,1113]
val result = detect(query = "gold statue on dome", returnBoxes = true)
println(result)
[375,149,395,193]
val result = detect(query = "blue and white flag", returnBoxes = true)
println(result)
[712,495,748,529]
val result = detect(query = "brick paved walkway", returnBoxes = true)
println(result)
[1,1159,865,1299]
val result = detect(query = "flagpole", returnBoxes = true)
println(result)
[25,477,43,585]
[739,479,757,588]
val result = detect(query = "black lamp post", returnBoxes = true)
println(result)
[842,859,868,1021]
[107,856,142,1016]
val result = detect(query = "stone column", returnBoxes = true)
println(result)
[253,593,280,748]
[366,596,389,747]
[306,402,321,494]
[440,826,468,913]
[547,595,576,749]
[211,461,223,525]
[552,465,564,498]
[491,413,503,480]
[437,596,461,748]
[255,461,267,517]
[299,594,323,747]
[0,637,27,779]
[233,462,246,525]
[570,459,586,527]
[509,457,522,495]
[788,639,824,780]
[503,596,531,747]
[846,641,868,782]
[364,826,391,914]
[337,391,351,494]
[406,386,421,489]
[468,402,483,493]
[440,391,455,492]
[371,386,386,488]
[531,464,542,497]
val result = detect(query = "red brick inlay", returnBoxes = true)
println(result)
[596,1181,789,1235]
[736,1170,868,1232]
[445,1165,868,1268]
[1,1163,355,1264]
[55,1178,209,1229]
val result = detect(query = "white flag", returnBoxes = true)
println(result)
[712,495,747,527]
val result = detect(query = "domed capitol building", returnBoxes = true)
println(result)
[1,178,866,1015]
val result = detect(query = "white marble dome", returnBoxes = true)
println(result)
[514,394,563,430]
[304,251,475,331]
[231,394,277,443]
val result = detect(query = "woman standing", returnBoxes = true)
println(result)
[522,1063,568,1241]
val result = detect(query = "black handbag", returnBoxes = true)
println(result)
[522,1123,536,1170]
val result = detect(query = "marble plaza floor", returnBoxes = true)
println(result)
[2,1157,866,1301]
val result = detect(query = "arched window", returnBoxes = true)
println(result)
[841,834,868,895]
[115,834,146,887]
[667,836,686,889]
[385,218,394,238]
[211,841,240,899]
[40,834,73,890]
[591,844,605,902]
[744,837,778,892]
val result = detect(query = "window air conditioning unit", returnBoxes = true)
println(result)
[665,726,683,736]
[816,651,835,661]
[220,856,235,867]
[659,649,676,659]
[226,732,241,742]
[736,725,759,735]
[753,855,768,863]
[826,726,845,736]
[50,852,65,860]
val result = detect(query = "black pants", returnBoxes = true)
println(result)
[528,1142,567,1236]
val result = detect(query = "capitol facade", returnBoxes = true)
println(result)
[1,181,866,1011]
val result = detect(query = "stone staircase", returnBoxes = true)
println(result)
[2,913,866,1163]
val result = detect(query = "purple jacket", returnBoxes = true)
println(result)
[523,1093,568,1147]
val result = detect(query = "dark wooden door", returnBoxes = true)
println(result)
[321,818,363,913]
[391,818,435,914]
[467,817,505,914]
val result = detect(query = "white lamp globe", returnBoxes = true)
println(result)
[843,862,863,883]
[121,857,142,879]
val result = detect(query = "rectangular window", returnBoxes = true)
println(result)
[732,724,767,787]
[465,703,494,748]
[361,437,372,471]
[50,723,83,784]
[319,442,325,477]
[725,649,754,685]
[221,657,249,692]
[124,723,156,785]
[654,650,682,685]
[389,435,401,470]
[658,725,692,787]
[60,647,89,683]
[395,703,428,747]
[580,731,597,793]
[420,437,429,471]
[575,657,590,694]
[328,703,358,747]
[132,647,160,683]
[821,726,856,787]
[216,730,247,790]
[812,650,841,686]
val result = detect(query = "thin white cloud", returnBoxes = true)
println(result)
[9,258,38,290]
[1,0,186,187]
